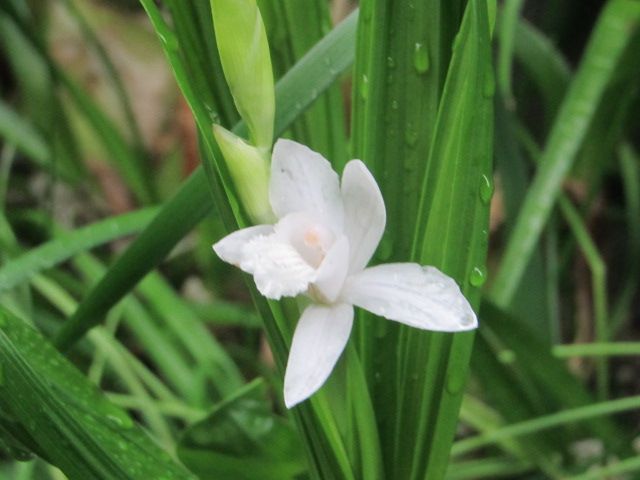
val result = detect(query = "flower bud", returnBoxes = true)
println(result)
[210,0,274,152]
[213,125,273,223]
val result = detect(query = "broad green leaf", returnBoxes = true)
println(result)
[259,0,348,164]
[0,306,195,480]
[177,379,305,480]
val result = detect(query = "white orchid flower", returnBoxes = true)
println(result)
[213,139,477,408]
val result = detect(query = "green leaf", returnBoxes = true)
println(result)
[177,379,305,480]
[0,306,195,479]
[0,208,158,293]
[491,0,640,307]
[0,100,50,164]
[55,10,357,350]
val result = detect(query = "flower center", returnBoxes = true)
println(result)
[275,213,335,269]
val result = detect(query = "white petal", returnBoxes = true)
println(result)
[341,263,477,331]
[212,225,274,266]
[341,160,386,273]
[240,234,317,300]
[312,235,350,303]
[270,139,344,231]
[284,303,353,408]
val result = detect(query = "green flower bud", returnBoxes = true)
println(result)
[213,125,273,223]
[211,0,274,153]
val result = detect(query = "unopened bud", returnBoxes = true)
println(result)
[213,125,273,223]
[211,0,274,152]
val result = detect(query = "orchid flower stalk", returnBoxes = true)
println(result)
[213,139,477,407]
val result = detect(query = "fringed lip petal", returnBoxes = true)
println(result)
[212,225,274,266]
[239,234,317,300]
[341,263,477,331]
[284,303,354,408]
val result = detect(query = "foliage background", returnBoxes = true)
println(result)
[0,0,639,479]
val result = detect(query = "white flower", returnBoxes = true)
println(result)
[213,139,477,408]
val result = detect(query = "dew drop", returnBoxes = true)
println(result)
[386,56,396,69]
[158,31,179,52]
[391,99,399,110]
[404,124,419,146]
[479,174,494,204]
[106,411,134,430]
[413,43,430,74]
[360,74,369,101]
[498,349,516,364]
[446,370,466,395]
[469,266,487,287]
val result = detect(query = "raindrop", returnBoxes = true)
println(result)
[360,74,369,101]
[386,56,396,69]
[158,31,179,52]
[391,99,399,110]
[446,371,465,395]
[404,124,418,147]
[469,266,487,287]
[413,43,430,74]
[498,349,516,364]
[106,411,134,430]
[479,174,494,204]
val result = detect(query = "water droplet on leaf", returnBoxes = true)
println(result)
[360,74,369,100]
[469,266,487,287]
[413,43,430,74]
[479,174,494,204]
[405,125,419,146]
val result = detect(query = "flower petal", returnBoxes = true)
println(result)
[212,225,274,266]
[270,139,344,231]
[240,234,316,300]
[341,263,477,331]
[284,303,353,408]
[312,235,350,303]
[341,160,386,273]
